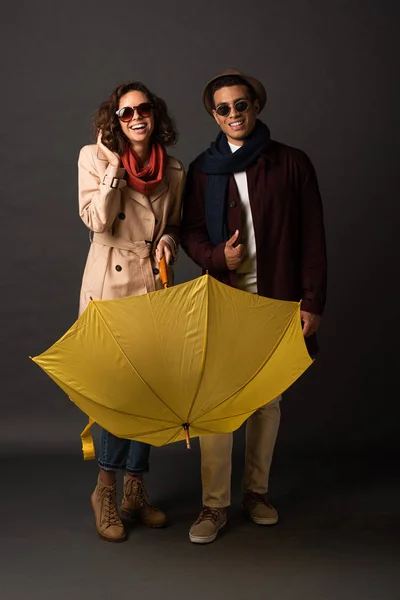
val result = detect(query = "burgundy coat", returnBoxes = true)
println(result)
[180,141,327,355]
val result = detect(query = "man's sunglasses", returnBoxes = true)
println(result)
[115,103,154,122]
[215,99,250,117]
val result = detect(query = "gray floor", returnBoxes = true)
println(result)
[2,439,399,600]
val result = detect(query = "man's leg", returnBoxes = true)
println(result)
[189,433,232,544]
[201,432,233,507]
[242,396,281,525]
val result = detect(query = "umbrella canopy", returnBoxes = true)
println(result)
[31,275,313,455]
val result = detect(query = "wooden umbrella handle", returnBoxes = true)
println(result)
[159,256,169,288]
[183,423,191,450]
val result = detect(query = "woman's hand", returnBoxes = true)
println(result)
[155,239,173,265]
[97,130,120,168]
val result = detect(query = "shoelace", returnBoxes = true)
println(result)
[102,488,121,526]
[196,507,223,524]
[245,492,271,508]
[125,479,153,509]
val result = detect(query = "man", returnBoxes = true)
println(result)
[181,69,327,544]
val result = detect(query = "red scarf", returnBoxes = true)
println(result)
[121,143,167,195]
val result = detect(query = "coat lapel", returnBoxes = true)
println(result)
[124,180,169,209]
[123,186,152,211]
[148,180,169,203]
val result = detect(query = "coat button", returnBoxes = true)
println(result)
[118,212,126,220]
[152,268,159,275]
[115,265,122,272]
[229,200,236,208]
[155,219,159,225]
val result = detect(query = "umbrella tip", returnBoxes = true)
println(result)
[183,423,191,450]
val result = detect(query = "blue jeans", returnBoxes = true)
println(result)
[98,428,150,475]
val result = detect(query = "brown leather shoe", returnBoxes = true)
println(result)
[189,507,227,544]
[120,475,167,528]
[242,491,279,525]
[91,476,126,542]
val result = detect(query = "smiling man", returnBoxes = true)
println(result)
[181,69,327,544]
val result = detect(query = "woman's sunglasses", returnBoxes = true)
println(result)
[115,103,154,122]
[215,99,250,117]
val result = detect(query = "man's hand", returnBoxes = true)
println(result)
[156,239,173,265]
[224,230,244,271]
[97,130,120,168]
[300,310,322,337]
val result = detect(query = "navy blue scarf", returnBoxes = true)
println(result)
[195,120,272,245]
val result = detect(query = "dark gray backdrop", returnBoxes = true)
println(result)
[1,3,400,600]
[1,0,399,456]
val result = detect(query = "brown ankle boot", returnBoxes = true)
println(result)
[120,475,167,528]
[91,476,126,542]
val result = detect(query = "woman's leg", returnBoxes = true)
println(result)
[98,428,131,475]
[125,440,151,478]
[121,441,167,527]
[91,428,130,542]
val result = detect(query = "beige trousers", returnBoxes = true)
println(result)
[200,396,281,508]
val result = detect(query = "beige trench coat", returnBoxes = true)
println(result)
[78,144,185,315]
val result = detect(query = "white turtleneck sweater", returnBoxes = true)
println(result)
[228,142,257,293]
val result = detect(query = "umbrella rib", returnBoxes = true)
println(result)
[41,370,180,425]
[125,427,182,446]
[88,404,179,424]
[185,276,210,423]
[120,424,179,437]
[92,302,183,422]
[192,304,303,421]
[161,428,183,446]
[197,407,263,424]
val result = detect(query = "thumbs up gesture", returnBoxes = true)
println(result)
[224,230,244,271]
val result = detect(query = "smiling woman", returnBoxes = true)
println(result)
[77,81,185,543]
[116,92,156,151]
[94,81,177,156]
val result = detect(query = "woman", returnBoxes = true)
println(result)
[78,81,185,542]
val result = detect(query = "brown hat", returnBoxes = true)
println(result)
[202,68,267,115]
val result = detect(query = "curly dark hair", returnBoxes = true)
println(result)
[93,81,178,155]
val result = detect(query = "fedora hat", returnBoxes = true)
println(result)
[202,68,267,115]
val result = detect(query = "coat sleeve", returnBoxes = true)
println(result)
[180,164,228,272]
[78,146,126,233]
[159,164,186,258]
[299,154,327,315]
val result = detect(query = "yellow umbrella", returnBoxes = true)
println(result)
[31,271,313,458]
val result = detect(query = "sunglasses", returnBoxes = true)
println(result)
[115,103,154,122]
[215,99,251,117]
